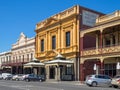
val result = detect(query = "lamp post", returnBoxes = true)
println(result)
[116,62,120,75]
[93,64,96,74]
[93,64,98,75]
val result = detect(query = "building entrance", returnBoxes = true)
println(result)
[49,67,55,79]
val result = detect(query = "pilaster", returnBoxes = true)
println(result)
[100,58,104,74]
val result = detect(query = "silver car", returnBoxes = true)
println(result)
[85,74,111,87]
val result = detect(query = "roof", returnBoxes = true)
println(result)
[45,59,73,64]
[45,54,73,64]
[24,61,44,68]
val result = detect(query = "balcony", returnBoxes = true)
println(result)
[1,58,30,66]
[96,10,120,24]
[81,44,120,57]
[81,47,101,56]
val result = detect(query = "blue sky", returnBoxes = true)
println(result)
[0,0,120,52]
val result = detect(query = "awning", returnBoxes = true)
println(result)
[24,62,45,68]
[24,58,45,68]
[45,59,73,64]
[45,54,73,64]
[2,66,12,69]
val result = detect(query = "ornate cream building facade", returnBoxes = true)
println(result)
[0,51,12,73]
[35,5,103,81]
[80,10,120,81]
[0,32,35,74]
[11,32,35,74]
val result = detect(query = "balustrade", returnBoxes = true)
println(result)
[81,44,120,56]
[96,10,120,23]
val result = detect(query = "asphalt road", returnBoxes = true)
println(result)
[0,80,118,90]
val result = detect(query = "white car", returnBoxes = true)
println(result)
[85,74,112,87]
[12,74,24,81]
[2,73,12,80]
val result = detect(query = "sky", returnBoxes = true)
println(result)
[0,0,120,52]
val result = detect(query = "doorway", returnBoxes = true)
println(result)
[49,66,55,79]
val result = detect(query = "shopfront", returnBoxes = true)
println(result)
[45,54,74,81]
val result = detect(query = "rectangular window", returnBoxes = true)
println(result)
[66,31,70,47]
[31,53,33,60]
[27,54,29,61]
[19,56,21,62]
[9,56,11,61]
[52,36,56,49]
[22,55,24,62]
[41,39,44,52]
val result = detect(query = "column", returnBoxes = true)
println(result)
[46,32,48,51]
[96,34,99,49]
[100,58,104,74]
[46,66,49,80]
[55,66,58,80]
[80,59,84,82]
[58,27,61,52]
[73,20,77,46]
[100,29,103,55]
[58,67,61,81]
[116,32,119,45]
[80,37,83,55]
[100,30,103,49]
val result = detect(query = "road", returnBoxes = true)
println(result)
[0,80,117,90]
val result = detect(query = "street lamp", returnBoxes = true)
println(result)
[93,64,99,75]
[93,64,97,71]
[116,62,120,75]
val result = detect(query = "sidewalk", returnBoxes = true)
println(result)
[44,80,85,85]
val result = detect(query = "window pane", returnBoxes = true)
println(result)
[52,36,56,49]
[66,31,70,47]
[41,39,44,52]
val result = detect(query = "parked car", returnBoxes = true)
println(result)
[0,74,3,80]
[12,74,24,81]
[2,73,13,80]
[111,75,120,88]
[23,74,45,82]
[85,74,112,87]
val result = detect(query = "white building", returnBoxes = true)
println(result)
[0,51,12,73]
[1,32,35,74]
[11,32,35,74]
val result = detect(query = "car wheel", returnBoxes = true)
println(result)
[86,84,92,87]
[92,81,97,87]
[16,78,19,81]
[113,85,118,88]
[26,79,30,82]
[39,79,42,82]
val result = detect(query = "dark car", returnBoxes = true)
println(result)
[24,74,45,82]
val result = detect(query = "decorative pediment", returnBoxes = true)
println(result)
[18,32,26,43]
[43,17,58,27]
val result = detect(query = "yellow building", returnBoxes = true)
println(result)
[80,10,120,81]
[35,5,103,81]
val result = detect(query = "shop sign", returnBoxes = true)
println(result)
[82,10,99,27]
